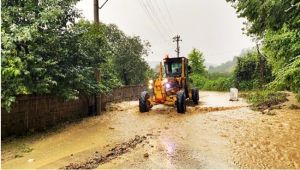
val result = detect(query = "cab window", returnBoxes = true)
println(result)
[164,61,182,76]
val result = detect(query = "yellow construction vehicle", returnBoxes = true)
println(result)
[139,55,199,113]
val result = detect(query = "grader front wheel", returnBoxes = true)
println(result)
[139,91,151,112]
[176,90,186,113]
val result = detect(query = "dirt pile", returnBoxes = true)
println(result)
[192,106,243,113]
[62,135,147,169]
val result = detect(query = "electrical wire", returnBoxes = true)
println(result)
[161,0,176,31]
[153,0,175,36]
[149,0,174,37]
[145,0,173,40]
[138,0,169,43]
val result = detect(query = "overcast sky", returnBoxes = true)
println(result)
[76,0,254,66]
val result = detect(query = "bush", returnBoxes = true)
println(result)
[233,50,273,91]
[243,91,288,110]
[191,73,234,91]
[296,93,300,102]
[202,77,233,91]
[190,75,206,88]
[204,73,234,91]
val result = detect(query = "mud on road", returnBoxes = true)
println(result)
[2,91,300,169]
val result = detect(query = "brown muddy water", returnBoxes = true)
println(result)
[1,91,300,169]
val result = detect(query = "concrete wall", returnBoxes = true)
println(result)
[1,85,146,138]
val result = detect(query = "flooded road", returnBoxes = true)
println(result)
[2,91,300,169]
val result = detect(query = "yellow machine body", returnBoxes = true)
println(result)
[148,57,190,106]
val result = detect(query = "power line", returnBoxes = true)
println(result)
[150,0,175,37]
[162,0,175,27]
[138,0,168,42]
[139,0,179,57]
[144,0,170,38]
[138,0,169,43]
[159,0,176,35]
[99,0,109,9]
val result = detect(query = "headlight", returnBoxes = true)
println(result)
[149,79,153,84]
[163,78,168,83]
[148,85,153,89]
[165,83,171,89]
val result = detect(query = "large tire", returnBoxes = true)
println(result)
[176,90,186,113]
[192,88,199,105]
[139,91,150,112]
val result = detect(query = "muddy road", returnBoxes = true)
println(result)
[2,91,300,169]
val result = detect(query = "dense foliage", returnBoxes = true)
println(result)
[202,73,233,91]
[227,0,300,98]
[1,0,151,111]
[102,24,151,85]
[189,48,273,91]
[234,50,273,90]
[187,48,233,91]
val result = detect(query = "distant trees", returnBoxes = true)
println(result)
[208,57,238,73]
[1,0,151,111]
[187,48,274,91]
[187,48,233,91]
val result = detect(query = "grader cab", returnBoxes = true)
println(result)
[139,56,199,113]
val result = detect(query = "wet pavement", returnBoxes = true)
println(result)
[1,91,300,169]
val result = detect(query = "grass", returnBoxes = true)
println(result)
[241,90,288,111]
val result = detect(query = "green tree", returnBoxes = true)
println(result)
[1,0,157,111]
[188,48,207,88]
[226,0,300,37]
[72,21,122,93]
[103,24,151,85]
[233,50,272,90]
[1,0,82,110]
[188,48,206,75]
[263,26,300,75]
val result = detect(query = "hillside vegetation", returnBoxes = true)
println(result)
[190,0,299,102]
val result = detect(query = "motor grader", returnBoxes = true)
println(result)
[139,56,199,113]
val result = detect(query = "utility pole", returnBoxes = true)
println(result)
[93,0,109,114]
[93,0,100,115]
[173,35,182,58]
[94,0,109,24]
[94,0,99,23]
